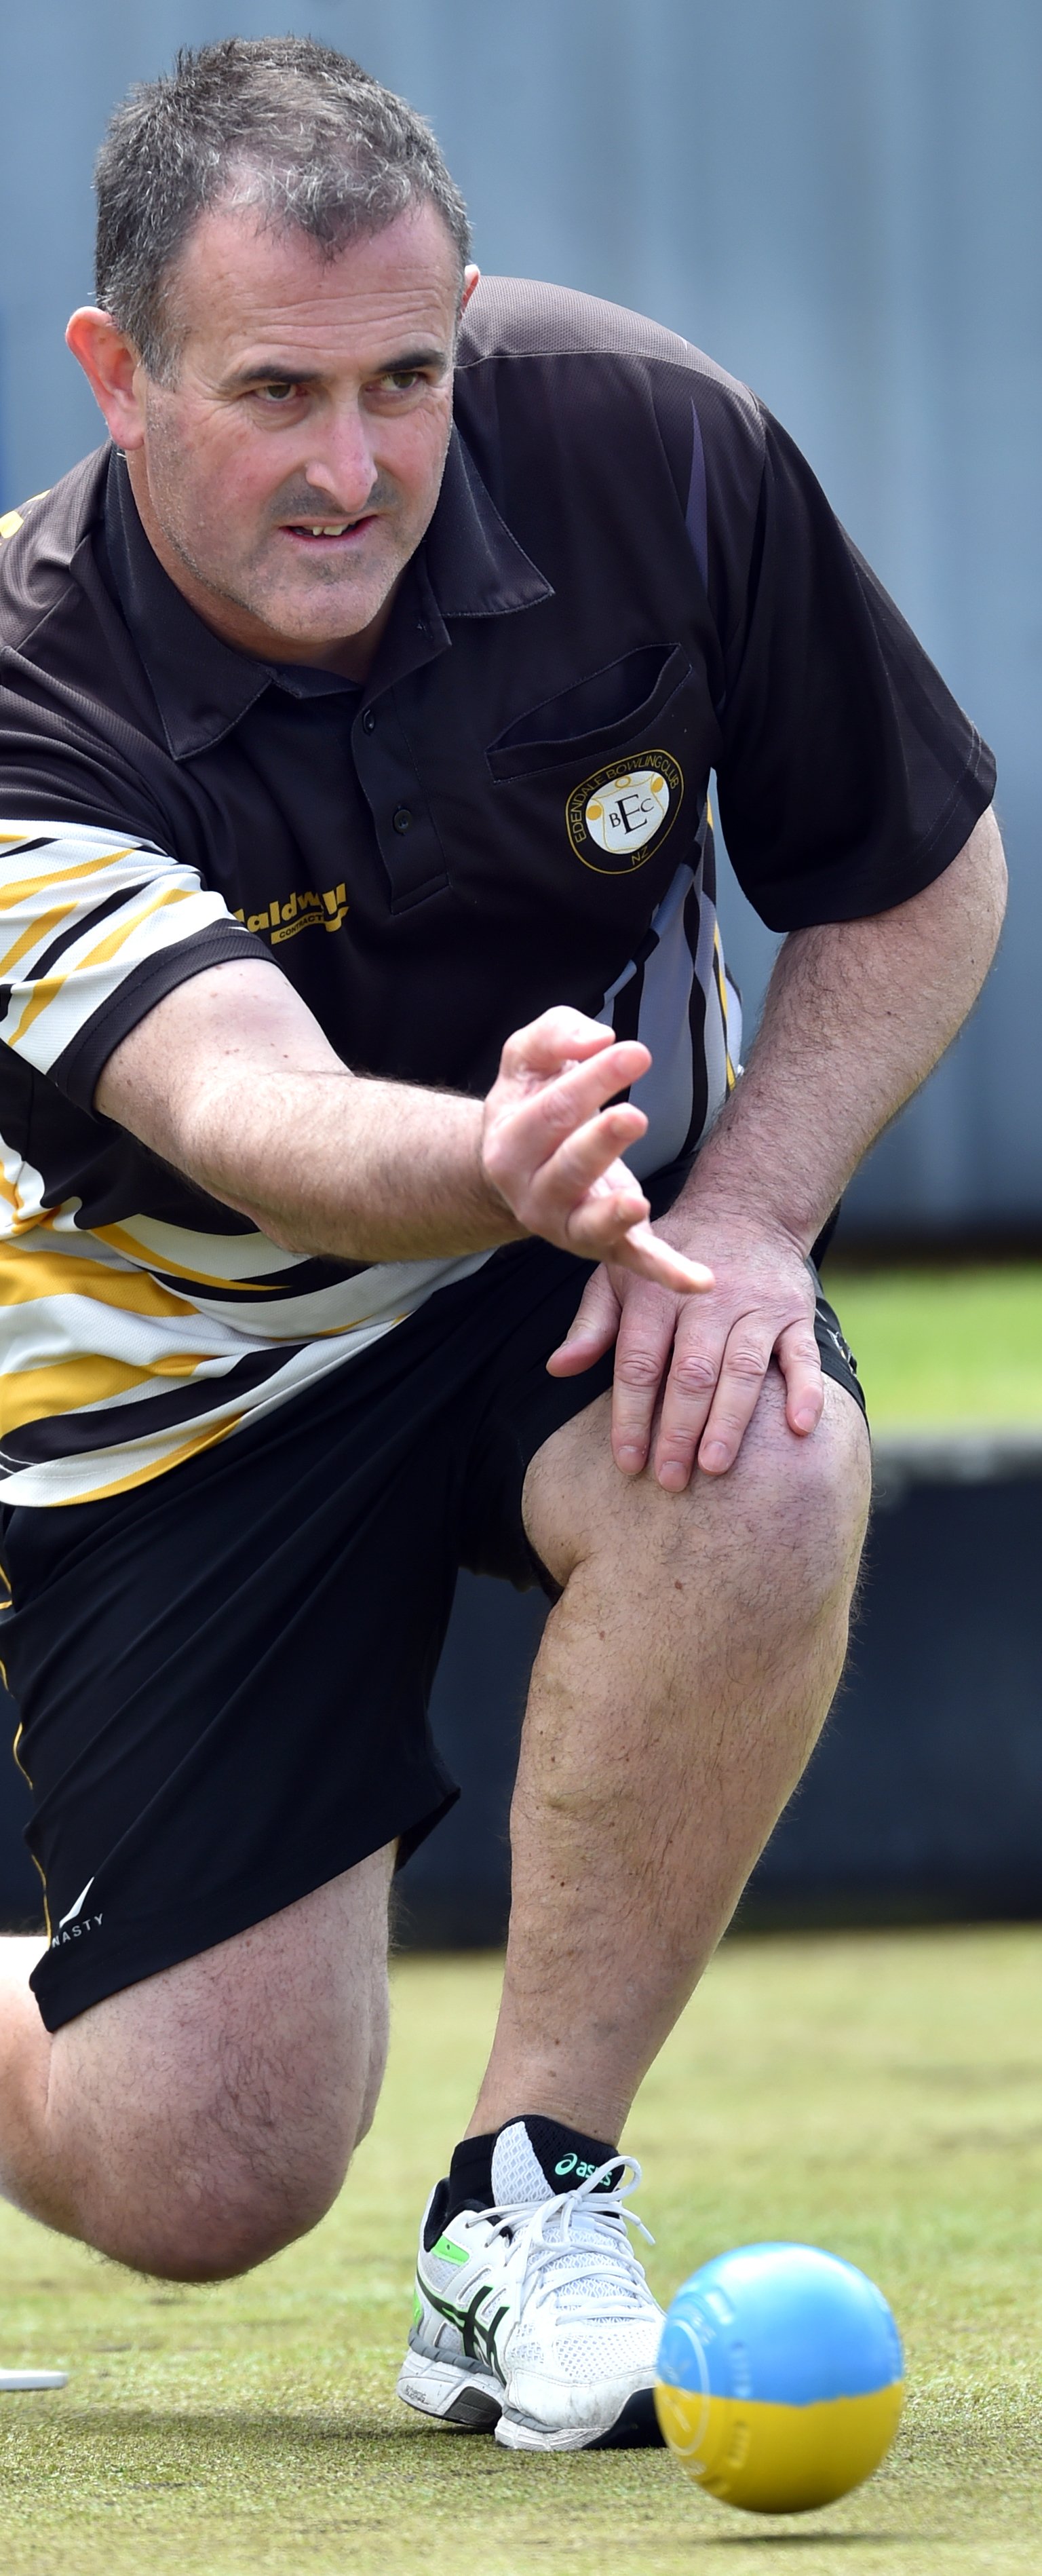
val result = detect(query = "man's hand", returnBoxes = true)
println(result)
[547,1200,823,1488]
[539,811,1009,1485]
[92,815,1003,1286]
[481,1008,714,1298]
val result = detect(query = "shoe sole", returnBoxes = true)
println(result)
[495,2385,665,2453]
[396,2357,662,2450]
[396,2351,502,2431]
[586,2387,664,2449]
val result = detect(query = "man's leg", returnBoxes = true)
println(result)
[0,1844,393,2279]
[474,1372,870,2140]
[398,1369,870,2449]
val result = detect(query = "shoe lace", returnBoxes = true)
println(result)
[482,2157,656,2324]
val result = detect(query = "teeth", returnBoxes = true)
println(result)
[308,523,349,537]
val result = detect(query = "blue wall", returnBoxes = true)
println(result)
[1,0,1039,1229]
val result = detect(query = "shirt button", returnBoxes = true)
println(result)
[393,806,413,833]
[362,708,376,733]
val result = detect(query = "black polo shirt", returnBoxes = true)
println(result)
[0,275,995,1504]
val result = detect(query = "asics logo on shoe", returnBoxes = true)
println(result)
[425,2280,510,2382]
[554,2155,599,2178]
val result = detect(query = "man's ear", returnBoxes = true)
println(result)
[66,308,147,451]
[458,264,481,322]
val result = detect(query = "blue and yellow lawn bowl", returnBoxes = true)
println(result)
[655,2241,904,2514]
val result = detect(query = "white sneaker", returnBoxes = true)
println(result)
[396,2119,663,2452]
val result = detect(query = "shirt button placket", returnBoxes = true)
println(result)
[352,698,448,909]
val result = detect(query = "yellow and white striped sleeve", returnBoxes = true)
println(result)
[0,820,271,1107]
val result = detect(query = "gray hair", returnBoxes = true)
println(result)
[94,35,472,382]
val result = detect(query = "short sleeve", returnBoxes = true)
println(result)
[0,820,274,1108]
[712,409,997,930]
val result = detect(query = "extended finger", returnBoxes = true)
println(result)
[777,1319,824,1436]
[519,1040,652,1139]
[485,1048,653,1202]
[561,1166,715,1283]
[501,1010,649,1084]
[609,1219,714,1296]
[529,1107,650,1230]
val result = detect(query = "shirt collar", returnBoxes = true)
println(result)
[422,425,553,620]
[102,452,273,761]
[102,428,553,763]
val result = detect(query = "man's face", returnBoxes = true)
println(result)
[124,197,471,667]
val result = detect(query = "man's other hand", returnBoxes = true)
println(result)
[480,1008,714,1298]
[546,1201,823,1488]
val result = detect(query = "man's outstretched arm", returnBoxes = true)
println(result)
[94,977,712,1298]
[550,806,1008,1483]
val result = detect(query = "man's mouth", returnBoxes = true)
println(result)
[282,516,377,545]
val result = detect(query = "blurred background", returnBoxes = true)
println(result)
[1,0,1040,1937]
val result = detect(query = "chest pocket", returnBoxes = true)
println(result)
[486,644,691,782]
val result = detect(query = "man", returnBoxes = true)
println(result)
[0,37,1003,2451]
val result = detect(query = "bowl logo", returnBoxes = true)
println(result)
[566,749,682,874]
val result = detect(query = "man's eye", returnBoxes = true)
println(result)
[381,371,423,394]
[256,382,298,403]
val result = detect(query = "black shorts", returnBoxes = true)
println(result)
[0,1221,864,2033]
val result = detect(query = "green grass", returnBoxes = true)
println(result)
[824,1262,1042,1428]
[1,1931,1040,2575]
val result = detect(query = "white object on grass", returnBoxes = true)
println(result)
[0,2370,68,2390]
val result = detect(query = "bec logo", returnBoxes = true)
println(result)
[566,746,682,874]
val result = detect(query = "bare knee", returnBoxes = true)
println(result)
[39,1857,393,2282]
[528,1371,870,1625]
[54,2016,388,2283]
[680,1380,870,1650]
[111,2116,362,2284]
[733,1374,871,1606]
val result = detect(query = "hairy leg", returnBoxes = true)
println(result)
[0,1843,394,2279]
[469,1374,870,2142]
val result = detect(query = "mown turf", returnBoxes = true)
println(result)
[825,1262,1042,1428]
[1,1930,1040,2575]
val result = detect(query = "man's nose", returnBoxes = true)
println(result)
[301,404,381,512]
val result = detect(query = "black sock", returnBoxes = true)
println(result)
[441,2130,497,2218]
[431,2114,620,2242]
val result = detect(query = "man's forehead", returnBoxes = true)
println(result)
[171,198,461,369]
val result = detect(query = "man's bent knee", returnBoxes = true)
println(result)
[39,1855,393,2281]
[92,2119,358,2284]
[525,1370,870,1610]
[48,2031,386,2282]
[735,1374,871,1578]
